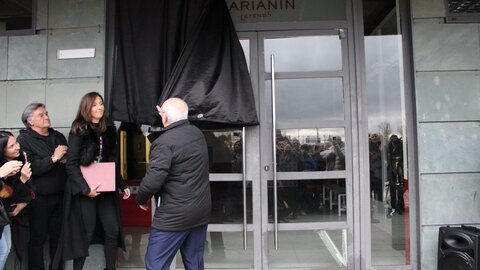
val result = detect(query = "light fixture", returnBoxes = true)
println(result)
[57,48,96,59]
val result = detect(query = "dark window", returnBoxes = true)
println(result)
[0,0,35,35]
[445,0,480,23]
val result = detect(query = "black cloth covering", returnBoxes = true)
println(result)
[108,0,258,128]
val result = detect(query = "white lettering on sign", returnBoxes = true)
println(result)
[227,0,295,22]
[228,0,295,11]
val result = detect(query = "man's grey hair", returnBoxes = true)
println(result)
[162,98,188,124]
[21,103,45,128]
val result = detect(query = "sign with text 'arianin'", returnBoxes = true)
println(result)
[226,0,347,23]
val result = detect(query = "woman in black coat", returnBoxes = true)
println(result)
[54,92,130,270]
[0,131,33,269]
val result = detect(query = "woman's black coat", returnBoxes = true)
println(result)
[0,162,34,261]
[53,124,126,267]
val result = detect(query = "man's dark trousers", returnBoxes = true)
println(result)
[145,224,208,270]
[29,194,63,270]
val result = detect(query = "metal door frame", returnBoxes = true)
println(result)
[255,29,356,269]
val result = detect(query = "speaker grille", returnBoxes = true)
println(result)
[438,226,480,270]
[439,251,474,270]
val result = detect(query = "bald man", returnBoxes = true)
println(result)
[136,98,211,270]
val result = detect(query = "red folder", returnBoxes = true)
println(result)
[80,162,116,192]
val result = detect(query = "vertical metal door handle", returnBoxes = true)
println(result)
[271,54,279,250]
[119,130,127,180]
[242,127,248,250]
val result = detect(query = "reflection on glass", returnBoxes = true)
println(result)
[202,130,242,173]
[268,179,346,223]
[118,226,150,268]
[276,128,345,172]
[176,232,254,269]
[264,36,342,72]
[210,181,252,224]
[268,230,347,268]
[266,78,344,124]
[239,39,250,71]
[364,0,410,266]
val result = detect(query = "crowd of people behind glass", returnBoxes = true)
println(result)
[275,135,345,172]
[369,132,405,218]
[205,130,405,222]
[205,132,348,224]
[204,131,347,174]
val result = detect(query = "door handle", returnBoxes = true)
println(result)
[119,130,127,180]
[241,127,248,250]
[271,54,279,250]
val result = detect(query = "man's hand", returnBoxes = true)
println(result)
[122,188,131,200]
[52,145,68,163]
[59,156,67,164]
[0,160,23,178]
[139,204,149,211]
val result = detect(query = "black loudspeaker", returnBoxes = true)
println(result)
[438,226,480,270]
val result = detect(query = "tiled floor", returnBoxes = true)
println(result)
[115,200,409,269]
[371,199,408,266]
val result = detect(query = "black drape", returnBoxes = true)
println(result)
[107,0,258,128]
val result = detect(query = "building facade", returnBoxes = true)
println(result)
[0,0,479,269]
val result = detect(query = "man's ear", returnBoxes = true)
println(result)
[161,115,168,127]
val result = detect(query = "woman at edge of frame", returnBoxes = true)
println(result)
[53,92,130,270]
[0,131,33,269]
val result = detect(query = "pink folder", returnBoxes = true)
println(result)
[80,162,116,192]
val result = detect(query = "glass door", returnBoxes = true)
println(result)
[259,30,353,269]
[175,34,261,270]
[174,30,355,270]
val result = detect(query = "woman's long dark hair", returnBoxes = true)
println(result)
[71,92,107,134]
[0,131,24,166]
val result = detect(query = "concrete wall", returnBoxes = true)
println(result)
[411,0,480,269]
[0,0,105,137]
